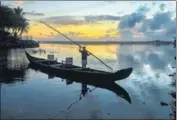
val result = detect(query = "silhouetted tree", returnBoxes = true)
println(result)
[0,4,29,38]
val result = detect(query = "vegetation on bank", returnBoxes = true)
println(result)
[0,2,39,48]
[169,44,176,120]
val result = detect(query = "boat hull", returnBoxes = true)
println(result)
[25,51,133,82]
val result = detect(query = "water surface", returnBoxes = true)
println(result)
[1,44,176,119]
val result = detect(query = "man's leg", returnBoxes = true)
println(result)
[82,60,87,68]
[83,64,86,68]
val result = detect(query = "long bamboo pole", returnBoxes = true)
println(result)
[39,21,113,71]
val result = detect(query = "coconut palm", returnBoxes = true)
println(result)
[19,18,29,35]
[13,7,29,36]
[0,4,29,40]
[0,5,14,31]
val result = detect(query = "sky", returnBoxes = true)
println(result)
[2,1,176,41]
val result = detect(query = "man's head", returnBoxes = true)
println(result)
[83,46,86,50]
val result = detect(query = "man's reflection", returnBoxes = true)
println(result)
[80,84,91,99]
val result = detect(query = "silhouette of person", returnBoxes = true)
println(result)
[79,46,91,68]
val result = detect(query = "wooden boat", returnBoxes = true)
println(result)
[25,51,133,82]
[28,64,131,103]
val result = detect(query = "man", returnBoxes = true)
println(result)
[79,46,91,68]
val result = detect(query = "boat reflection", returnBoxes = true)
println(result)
[28,64,131,104]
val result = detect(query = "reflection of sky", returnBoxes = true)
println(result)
[1,44,176,119]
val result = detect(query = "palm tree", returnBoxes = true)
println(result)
[13,7,29,36]
[19,18,29,35]
[0,5,14,32]
[0,4,29,40]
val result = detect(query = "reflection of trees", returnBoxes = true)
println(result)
[0,49,28,84]
[0,50,8,69]
[0,68,27,84]
[169,40,176,120]
[7,49,28,69]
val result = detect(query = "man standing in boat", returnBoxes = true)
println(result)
[79,46,91,96]
[79,46,91,68]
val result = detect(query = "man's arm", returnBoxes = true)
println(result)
[87,51,91,56]
[79,47,82,52]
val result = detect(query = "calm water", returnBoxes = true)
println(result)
[1,44,176,119]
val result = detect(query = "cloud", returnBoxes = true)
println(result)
[85,15,120,22]
[136,5,150,14]
[152,2,157,6]
[42,15,120,25]
[117,45,175,73]
[67,31,84,37]
[164,17,176,36]
[15,1,24,7]
[24,11,45,16]
[118,5,149,30]
[117,4,176,41]
[147,53,167,70]
[149,11,172,30]
[159,3,165,11]
[118,13,145,30]
[140,13,176,40]
[43,16,86,25]
[14,1,35,7]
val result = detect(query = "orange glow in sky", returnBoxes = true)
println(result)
[39,44,119,60]
[26,21,120,40]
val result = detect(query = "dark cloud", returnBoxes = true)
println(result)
[117,44,175,73]
[43,16,85,25]
[149,11,172,30]
[42,15,120,25]
[118,4,175,41]
[119,13,145,29]
[118,53,142,69]
[85,15,120,22]
[140,15,176,40]
[164,17,176,37]
[24,12,45,16]
[138,19,151,33]
[146,53,166,70]
[118,5,149,30]
[136,5,150,14]
[159,3,165,11]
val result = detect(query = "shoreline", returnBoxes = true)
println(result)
[0,40,39,49]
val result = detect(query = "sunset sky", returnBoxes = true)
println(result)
[2,1,176,41]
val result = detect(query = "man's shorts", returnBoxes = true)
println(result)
[82,60,87,67]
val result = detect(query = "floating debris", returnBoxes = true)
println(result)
[161,102,168,106]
